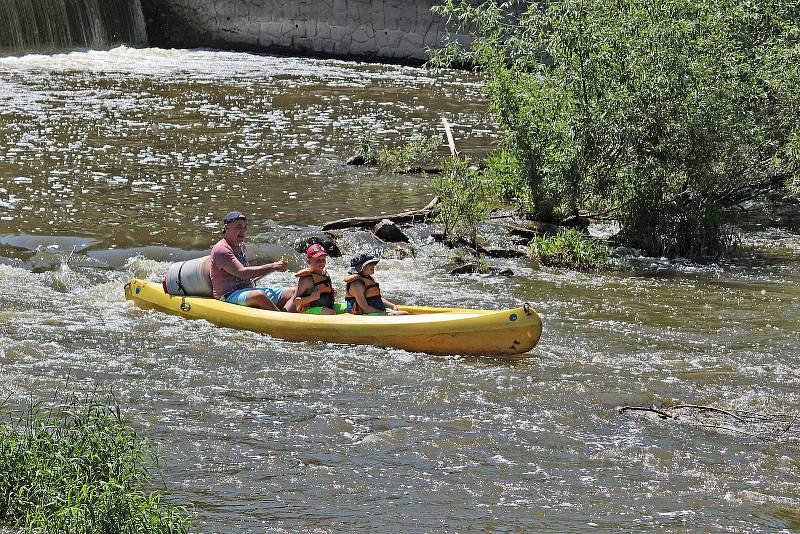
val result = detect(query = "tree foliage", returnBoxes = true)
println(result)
[431,0,800,256]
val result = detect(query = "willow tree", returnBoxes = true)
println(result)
[431,0,800,256]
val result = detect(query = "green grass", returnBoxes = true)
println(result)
[529,229,612,271]
[0,396,192,533]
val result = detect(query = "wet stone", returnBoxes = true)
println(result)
[294,235,341,257]
[449,263,514,276]
[346,154,366,165]
[373,219,409,242]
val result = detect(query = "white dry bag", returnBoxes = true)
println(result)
[164,255,213,297]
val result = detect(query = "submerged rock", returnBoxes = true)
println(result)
[381,242,417,260]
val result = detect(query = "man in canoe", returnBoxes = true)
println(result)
[210,211,297,311]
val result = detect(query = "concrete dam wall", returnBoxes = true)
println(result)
[141,0,464,63]
[0,0,147,55]
[0,0,464,63]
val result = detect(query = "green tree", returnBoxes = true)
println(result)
[431,0,800,256]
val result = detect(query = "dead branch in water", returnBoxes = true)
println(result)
[669,404,750,424]
[618,406,674,419]
[321,197,439,231]
[618,402,800,445]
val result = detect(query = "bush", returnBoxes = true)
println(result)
[432,0,800,257]
[530,229,611,271]
[483,149,527,204]
[432,156,496,246]
[351,123,441,173]
[378,134,441,173]
[0,396,192,533]
[353,122,379,165]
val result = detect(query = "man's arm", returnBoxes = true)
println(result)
[221,258,288,280]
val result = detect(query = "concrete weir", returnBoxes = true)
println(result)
[0,0,148,55]
[141,0,465,63]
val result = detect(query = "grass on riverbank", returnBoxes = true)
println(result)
[530,229,612,271]
[0,396,192,533]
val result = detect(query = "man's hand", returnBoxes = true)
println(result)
[270,260,288,272]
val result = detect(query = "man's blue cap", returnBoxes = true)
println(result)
[223,211,246,224]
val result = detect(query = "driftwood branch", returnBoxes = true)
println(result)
[431,230,527,258]
[505,222,563,239]
[618,406,674,419]
[441,117,458,157]
[669,404,749,424]
[618,401,800,445]
[321,197,439,231]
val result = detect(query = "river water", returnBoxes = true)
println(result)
[1,47,799,532]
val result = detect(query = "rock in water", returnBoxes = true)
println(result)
[449,264,514,276]
[374,219,409,242]
[294,235,341,257]
[346,155,366,166]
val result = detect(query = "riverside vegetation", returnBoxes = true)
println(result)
[354,122,441,174]
[424,0,800,263]
[0,395,192,533]
[353,125,614,268]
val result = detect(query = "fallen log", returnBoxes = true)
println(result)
[450,263,514,276]
[321,197,439,231]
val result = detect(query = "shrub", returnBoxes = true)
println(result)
[432,0,800,257]
[530,229,611,271]
[378,134,441,173]
[353,122,379,165]
[432,156,496,246]
[352,124,442,173]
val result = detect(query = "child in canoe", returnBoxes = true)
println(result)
[344,253,408,316]
[293,244,344,314]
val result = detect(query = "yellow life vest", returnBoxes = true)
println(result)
[295,268,334,311]
[344,274,383,314]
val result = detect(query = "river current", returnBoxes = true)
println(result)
[0,47,799,532]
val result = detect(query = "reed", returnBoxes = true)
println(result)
[0,395,192,533]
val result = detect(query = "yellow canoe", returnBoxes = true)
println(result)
[124,279,542,358]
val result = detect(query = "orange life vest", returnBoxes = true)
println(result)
[344,274,384,314]
[295,268,335,311]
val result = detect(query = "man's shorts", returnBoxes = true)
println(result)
[223,287,284,307]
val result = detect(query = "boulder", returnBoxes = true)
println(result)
[373,219,409,242]
[559,214,590,231]
[294,234,341,257]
